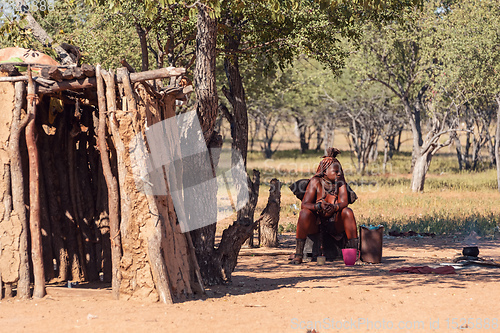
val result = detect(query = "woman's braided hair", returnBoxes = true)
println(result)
[315,148,341,177]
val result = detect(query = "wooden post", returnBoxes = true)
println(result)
[26,67,46,298]
[102,69,130,238]
[118,67,139,132]
[101,69,125,291]
[96,65,121,300]
[9,81,31,299]
[184,232,205,294]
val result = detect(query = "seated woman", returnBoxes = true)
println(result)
[290,148,358,264]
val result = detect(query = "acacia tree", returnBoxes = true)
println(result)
[451,99,496,171]
[438,0,500,190]
[353,2,460,192]
[322,68,404,174]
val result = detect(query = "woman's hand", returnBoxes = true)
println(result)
[321,202,337,215]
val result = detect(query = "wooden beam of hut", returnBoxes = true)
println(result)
[117,67,185,83]
[40,66,63,82]
[0,62,72,68]
[1,67,186,95]
[0,64,21,76]
[37,77,96,94]
[25,67,46,299]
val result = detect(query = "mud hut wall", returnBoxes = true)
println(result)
[113,83,160,302]
[141,90,195,299]
[115,85,196,301]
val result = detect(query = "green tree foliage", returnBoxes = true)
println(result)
[0,1,55,57]
[41,1,142,68]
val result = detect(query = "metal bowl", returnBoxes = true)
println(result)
[462,246,479,257]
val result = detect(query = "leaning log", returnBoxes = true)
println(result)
[241,170,261,248]
[24,13,76,65]
[25,67,46,298]
[96,65,121,300]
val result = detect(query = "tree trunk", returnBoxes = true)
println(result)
[25,69,45,298]
[495,96,500,192]
[383,141,389,173]
[294,116,309,153]
[454,132,465,171]
[195,5,219,143]
[260,179,281,248]
[96,65,122,299]
[188,138,223,286]
[404,91,424,171]
[241,171,260,247]
[315,124,323,151]
[410,151,431,192]
[9,81,30,299]
[249,116,260,152]
[396,128,403,152]
[189,3,222,286]
[221,18,260,248]
[136,24,149,72]
[368,141,378,162]
[222,26,248,167]
[484,130,496,167]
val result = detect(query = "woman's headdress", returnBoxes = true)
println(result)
[315,147,341,177]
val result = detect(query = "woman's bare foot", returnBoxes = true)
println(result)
[289,255,303,265]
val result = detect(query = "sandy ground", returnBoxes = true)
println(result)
[1,234,499,333]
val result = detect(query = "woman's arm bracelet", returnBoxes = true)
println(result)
[315,202,322,213]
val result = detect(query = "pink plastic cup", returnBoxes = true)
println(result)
[342,248,358,266]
